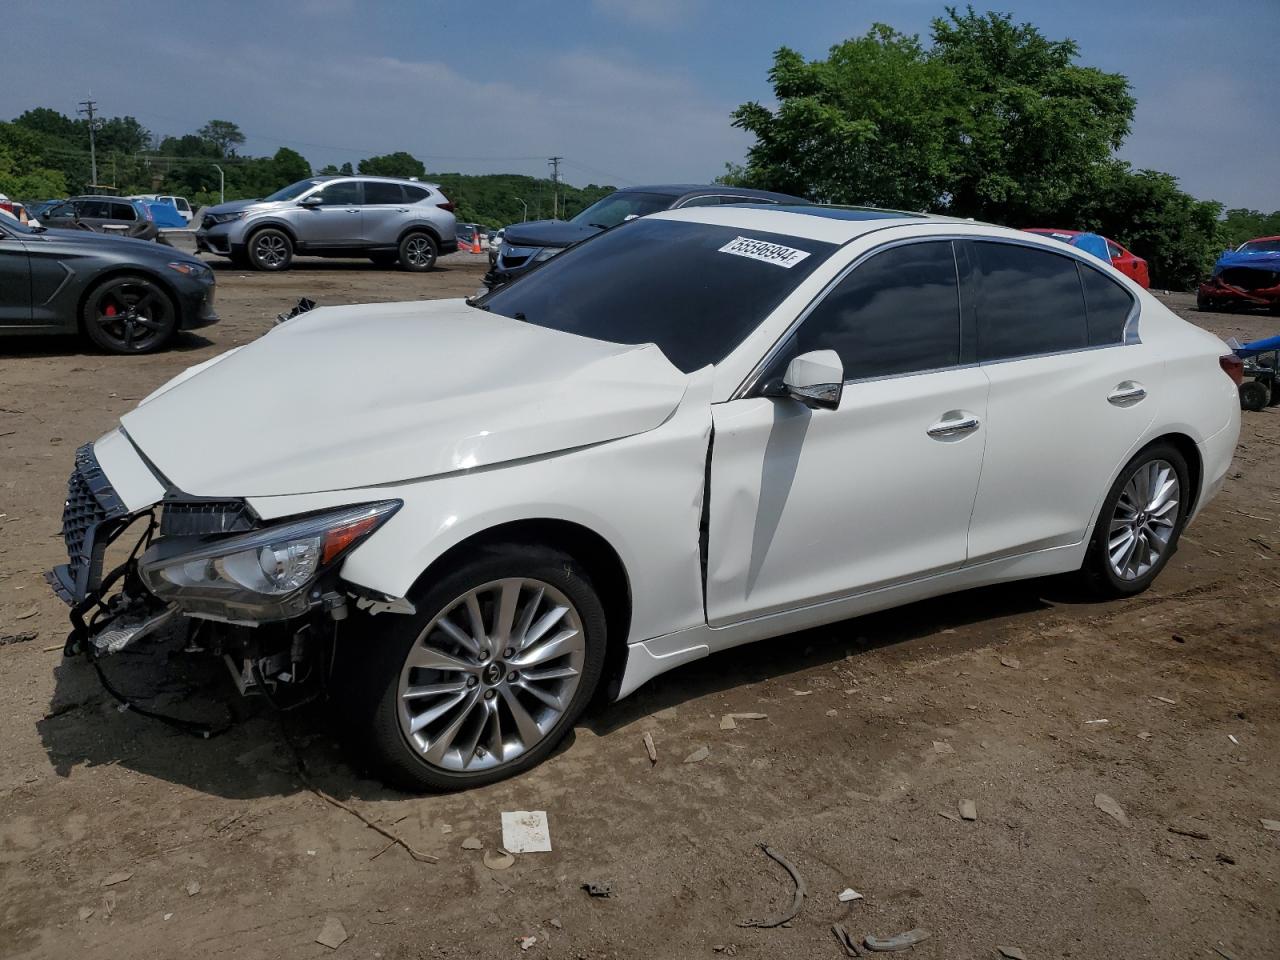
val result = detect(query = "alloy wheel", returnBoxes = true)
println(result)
[253,233,289,268]
[91,281,170,352]
[396,578,586,772]
[1108,459,1180,580]
[404,236,434,268]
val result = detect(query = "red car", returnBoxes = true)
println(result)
[1022,228,1150,288]
[1197,236,1280,312]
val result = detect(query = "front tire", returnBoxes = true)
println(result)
[397,232,437,272]
[340,545,607,791]
[81,274,177,354]
[247,227,293,271]
[1081,442,1190,598]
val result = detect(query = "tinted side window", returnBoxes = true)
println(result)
[1080,264,1135,346]
[363,181,403,204]
[403,185,430,203]
[972,242,1087,361]
[316,181,361,205]
[111,203,136,221]
[792,241,960,381]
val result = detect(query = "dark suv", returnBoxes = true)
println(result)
[41,196,161,242]
[195,176,457,271]
[484,184,806,287]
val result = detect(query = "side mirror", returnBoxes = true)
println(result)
[299,195,322,208]
[782,349,843,410]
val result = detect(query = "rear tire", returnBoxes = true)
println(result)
[1081,442,1189,598]
[247,228,293,271]
[397,232,437,272]
[337,544,607,791]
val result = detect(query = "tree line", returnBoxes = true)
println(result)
[0,112,613,229]
[725,7,1272,289]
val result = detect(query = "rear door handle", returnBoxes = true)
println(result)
[1108,382,1146,407]
[927,415,980,439]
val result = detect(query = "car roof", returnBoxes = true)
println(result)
[618,184,805,202]
[649,203,964,244]
[1242,235,1280,243]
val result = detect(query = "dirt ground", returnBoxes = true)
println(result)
[1,252,1277,960]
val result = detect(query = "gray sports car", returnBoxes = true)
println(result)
[0,215,218,353]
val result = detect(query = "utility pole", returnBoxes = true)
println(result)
[547,156,562,219]
[512,196,528,222]
[78,96,99,188]
[212,164,225,204]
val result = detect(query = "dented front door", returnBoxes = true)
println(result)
[703,368,989,626]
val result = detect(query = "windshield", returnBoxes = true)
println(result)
[477,218,836,372]
[264,179,324,202]
[0,212,39,234]
[569,191,672,229]
[1238,239,1280,253]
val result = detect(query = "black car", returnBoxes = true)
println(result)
[484,184,807,287]
[0,216,218,353]
[40,196,161,242]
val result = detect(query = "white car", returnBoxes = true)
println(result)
[49,205,1240,790]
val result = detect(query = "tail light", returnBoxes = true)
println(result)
[436,199,455,213]
[1219,353,1244,385]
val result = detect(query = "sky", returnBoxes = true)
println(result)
[3,0,1276,210]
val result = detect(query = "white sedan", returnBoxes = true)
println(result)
[50,205,1240,790]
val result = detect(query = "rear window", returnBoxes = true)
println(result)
[1080,264,1135,345]
[363,181,404,204]
[972,241,1087,362]
[478,218,836,373]
[111,202,137,221]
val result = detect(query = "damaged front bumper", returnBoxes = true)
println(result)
[1198,267,1280,309]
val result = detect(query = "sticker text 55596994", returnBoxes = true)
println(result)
[717,235,811,268]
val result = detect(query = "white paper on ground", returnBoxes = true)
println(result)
[501,810,552,853]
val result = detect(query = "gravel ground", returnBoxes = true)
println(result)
[0,257,1277,960]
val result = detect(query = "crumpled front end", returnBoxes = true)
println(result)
[46,432,400,718]
[1198,251,1280,309]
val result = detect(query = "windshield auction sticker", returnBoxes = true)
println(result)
[718,236,811,268]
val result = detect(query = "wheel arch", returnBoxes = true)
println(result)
[395,222,443,249]
[244,218,299,246]
[1155,431,1203,516]
[404,518,633,702]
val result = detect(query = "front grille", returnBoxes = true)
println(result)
[61,444,128,591]
[159,500,255,538]
[501,255,530,269]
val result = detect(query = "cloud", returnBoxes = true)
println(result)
[591,0,704,28]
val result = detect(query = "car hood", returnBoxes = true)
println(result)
[121,299,689,498]
[29,228,201,262]
[202,198,285,217]
[503,219,602,249]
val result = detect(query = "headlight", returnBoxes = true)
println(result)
[210,211,245,224]
[166,260,212,280]
[532,247,562,262]
[139,501,400,623]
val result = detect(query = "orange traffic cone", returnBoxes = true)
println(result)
[472,231,483,254]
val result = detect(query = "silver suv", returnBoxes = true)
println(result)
[195,176,457,272]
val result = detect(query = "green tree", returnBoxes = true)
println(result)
[1075,162,1224,290]
[198,119,246,157]
[732,8,1134,219]
[272,147,311,184]
[1221,208,1280,249]
[358,151,426,179]
[0,122,68,198]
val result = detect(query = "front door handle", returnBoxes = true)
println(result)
[927,415,980,439]
[1108,382,1147,407]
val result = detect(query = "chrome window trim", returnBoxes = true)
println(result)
[732,233,1143,400]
